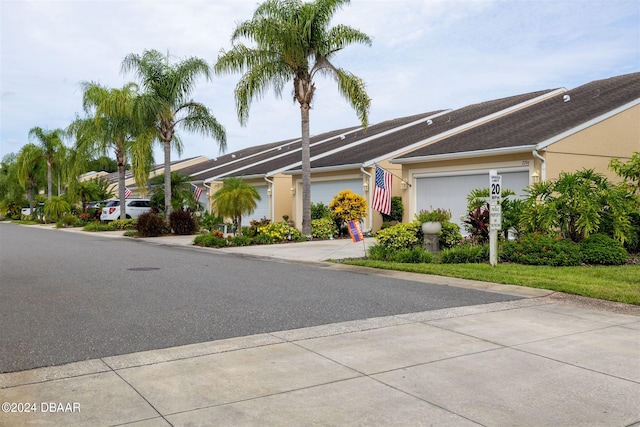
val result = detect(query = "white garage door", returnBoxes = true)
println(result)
[415,170,529,230]
[242,185,270,224]
[311,179,364,205]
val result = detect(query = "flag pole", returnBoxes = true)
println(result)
[373,164,411,187]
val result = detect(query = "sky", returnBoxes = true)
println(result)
[1,0,638,163]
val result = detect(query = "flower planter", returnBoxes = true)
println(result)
[421,221,442,235]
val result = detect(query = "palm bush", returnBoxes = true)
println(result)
[213,177,261,233]
[43,196,71,223]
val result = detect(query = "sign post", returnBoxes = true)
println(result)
[489,170,502,267]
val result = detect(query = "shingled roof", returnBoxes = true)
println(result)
[303,89,559,171]
[394,72,640,162]
[206,111,440,180]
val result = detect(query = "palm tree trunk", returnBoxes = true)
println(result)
[300,103,311,237]
[116,147,127,220]
[164,139,172,217]
[47,159,52,200]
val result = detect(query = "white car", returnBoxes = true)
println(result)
[100,199,152,222]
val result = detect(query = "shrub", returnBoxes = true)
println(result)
[329,190,368,226]
[229,235,252,247]
[501,233,582,266]
[43,197,71,223]
[439,221,463,249]
[169,209,198,235]
[194,233,228,247]
[59,213,80,227]
[123,230,138,237]
[137,212,170,237]
[464,203,490,244]
[82,222,115,232]
[375,222,421,251]
[312,217,339,239]
[415,208,451,223]
[381,196,404,223]
[200,212,223,231]
[580,233,628,265]
[110,218,137,230]
[441,244,489,264]
[367,244,393,261]
[247,218,271,238]
[391,247,433,263]
[311,202,332,220]
[257,221,303,244]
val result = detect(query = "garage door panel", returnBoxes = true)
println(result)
[311,180,363,205]
[242,186,269,223]
[416,171,529,230]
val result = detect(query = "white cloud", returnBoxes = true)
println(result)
[1,0,638,162]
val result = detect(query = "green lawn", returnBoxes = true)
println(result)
[342,260,640,305]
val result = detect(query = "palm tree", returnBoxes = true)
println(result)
[148,171,198,212]
[28,126,65,200]
[214,0,371,236]
[213,177,261,233]
[121,49,227,216]
[69,82,155,220]
[16,143,46,213]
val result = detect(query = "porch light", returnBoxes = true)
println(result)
[290,186,296,195]
[363,181,369,192]
[267,187,272,196]
[531,170,540,183]
[401,180,408,190]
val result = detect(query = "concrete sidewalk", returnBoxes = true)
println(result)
[2,226,639,426]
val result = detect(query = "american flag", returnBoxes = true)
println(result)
[124,187,131,198]
[192,184,202,202]
[371,165,392,216]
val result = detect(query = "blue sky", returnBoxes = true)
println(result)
[1,0,638,162]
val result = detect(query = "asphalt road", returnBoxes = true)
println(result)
[0,223,520,373]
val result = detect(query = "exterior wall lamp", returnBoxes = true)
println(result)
[363,181,369,192]
[401,180,408,190]
[531,170,540,183]
[290,186,296,195]
[267,187,272,196]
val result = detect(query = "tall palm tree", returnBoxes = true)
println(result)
[16,143,46,212]
[68,82,155,220]
[215,0,371,236]
[213,177,261,233]
[148,171,198,212]
[28,126,65,200]
[121,49,227,216]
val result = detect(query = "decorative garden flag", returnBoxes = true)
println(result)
[347,219,364,243]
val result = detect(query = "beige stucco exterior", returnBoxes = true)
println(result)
[539,104,640,181]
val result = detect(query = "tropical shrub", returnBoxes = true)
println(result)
[580,233,628,265]
[246,217,271,238]
[367,244,392,261]
[466,187,525,239]
[194,233,228,247]
[464,203,490,244]
[257,221,303,244]
[374,222,421,252]
[329,190,367,226]
[311,217,339,239]
[43,196,71,223]
[137,212,170,237]
[441,244,489,264]
[200,212,224,231]
[310,202,332,220]
[520,169,635,243]
[110,218,137,230]
[169,209,198,235]
[123,230,138,237]
[501,233,582,266]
